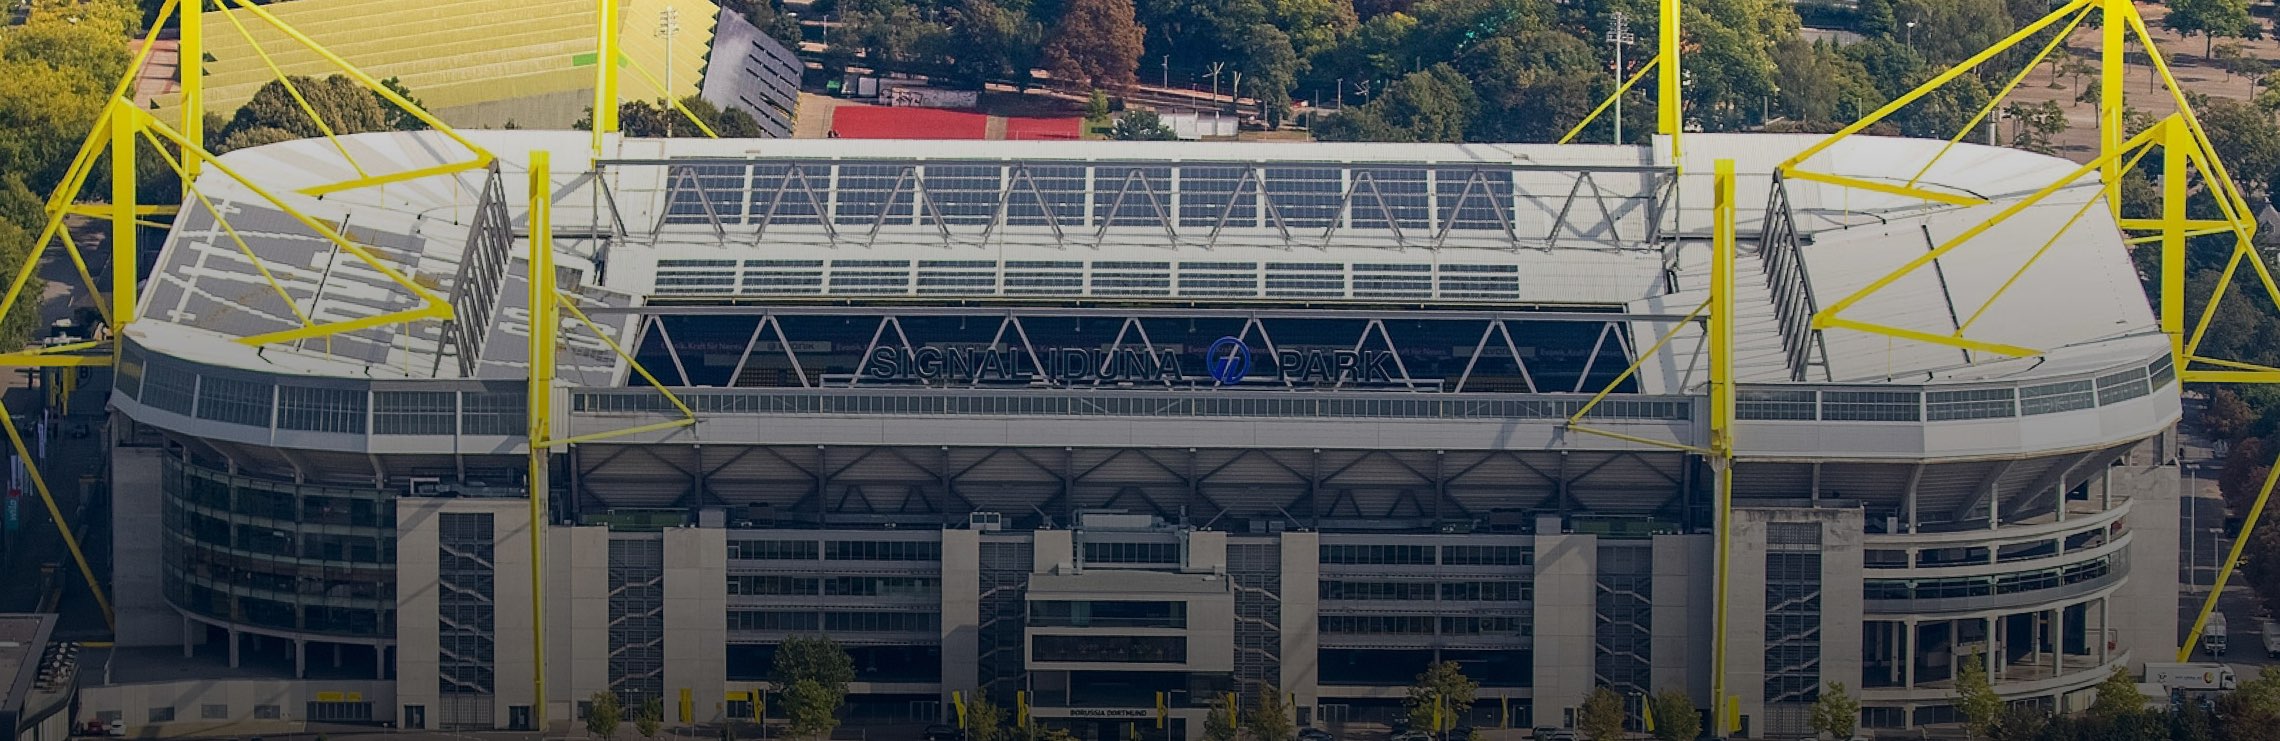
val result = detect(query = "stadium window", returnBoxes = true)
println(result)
[1083,541,1181,564]
[1319,543,1435,565]
[1440,545,1532,566]
[824,540,941,561]
[728,540,819,560]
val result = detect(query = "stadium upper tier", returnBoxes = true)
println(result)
[135,131,2165,398]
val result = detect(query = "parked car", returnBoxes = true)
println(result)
[1390,732,1434,741]
[923,724,966,741]
[1299,728,1335,741]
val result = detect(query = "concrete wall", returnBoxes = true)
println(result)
[392,497,445,727]
[77,677,394,738]
[1649,534,1712,702]
[1722,510,1769,734]
[663,527,727,725]
[110,446,173,647]
[941,528,981,712]
[2108,464,2180,671]
[1278,531,1320,713]
[1818,510,1867,701]
[1034,529,1073,573]
[1531,519,1596,729]
[546,524,612,725]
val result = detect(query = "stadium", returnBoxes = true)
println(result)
[73,124,2182,739]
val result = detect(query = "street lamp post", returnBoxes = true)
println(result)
[658,6,681,135]
[1605,11,1636,144]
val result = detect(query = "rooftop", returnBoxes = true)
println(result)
[132,131,2162,391]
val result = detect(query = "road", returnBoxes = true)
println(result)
[0,215,122,641]
[2176,390,2280,680]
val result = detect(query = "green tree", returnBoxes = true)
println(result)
[2208,388,2256,441]
[1230,22,1300,126]
[1955,653,2002,739]
[1243,685,1295,741]
[636,697,664,739]
[966,694,1008,741]
[2088,668,2147,722]
[1577,688,1625,741]
[1402,661,1478,735]
[574,96,769,137]
[1646,689,1698,741]
[212,75,421,153]
[774,636,855,740]
[724,0,806,47]
[587,691,625,741]
[1085,89,1113,122]
[1809,683,1859,741]
[2164,0,2259,60]
[1042,0,1145,88]
[2192,95,2280,196]
[1110,109,1179,139]
[2003,99,2068,155]
[1771,38,1881,126]
[1316,62,1473,141]
[946,0,1042,88]
[0,220,45,350]
[1202,695,1238,741]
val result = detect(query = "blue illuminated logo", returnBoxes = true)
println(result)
[1206,336,1251,385]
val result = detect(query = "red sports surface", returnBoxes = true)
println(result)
[829,105,989,139]
[1004,116,1083,140]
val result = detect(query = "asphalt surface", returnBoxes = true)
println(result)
[0,216,119,642]
[2177,392,2280,680]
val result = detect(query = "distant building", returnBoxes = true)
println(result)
[0,614,74,741]
[152,0,799,133]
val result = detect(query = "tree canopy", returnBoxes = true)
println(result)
[1042,0,1146,88]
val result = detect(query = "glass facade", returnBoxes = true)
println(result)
[630,311,1637,394]
[161,457,397,637]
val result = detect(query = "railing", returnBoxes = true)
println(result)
[1736,353,2174,423]
[1757,172,1827,382]
[1862,549,2128,615]
[570,387,1697,421]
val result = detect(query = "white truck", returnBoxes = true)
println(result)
[2206,614,2230,657]
[2145,662,2240,692]
[2262,620,2280,658]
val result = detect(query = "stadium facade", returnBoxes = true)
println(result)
[86,130,2180,738]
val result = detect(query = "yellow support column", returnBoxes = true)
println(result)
[1707,159,1737,735]
[109,102,138,340]
[181,0,201,182]
[2100,0,2126,217]
[593,0,622,157]
[1657,0,1681,162]
[527,151,557,731]
[2161,122,2187,363]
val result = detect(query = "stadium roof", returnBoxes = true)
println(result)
[133,130,2163,392]
[150,0,718,122]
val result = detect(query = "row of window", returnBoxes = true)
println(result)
[726,575,941,596]
[1863,556,2116,601]
[726,610,942,632]
[1318,615,1533,636]
[1319,543,1533,566]
[1082,541,1182,564]
[724,540,943,561]
[125,346,527,436]
[1736,356,2170,423]
[1320,580,1534,601]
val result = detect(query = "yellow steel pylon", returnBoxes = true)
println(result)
[1771,0,2274,663]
